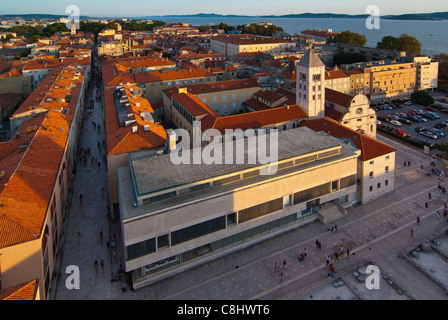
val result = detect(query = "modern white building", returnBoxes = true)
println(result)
[117,127,360,288]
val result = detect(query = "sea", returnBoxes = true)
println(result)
[147,16,448,57]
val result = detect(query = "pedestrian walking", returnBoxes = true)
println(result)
[416,215,421,225]
[436,211,441,220]
[334,252,339,261]
[315,239,319,248]
[317,241,322,251]
[340,245,344,255]
[279,272,284,282]
[283,259,287,270]
[410,228,414,238]
[325,256,331,265]
[273,261,279,273]
[330,223,335,232]
[425,202,429,208]
[428,192,432,200]
[334,224,338,232]
[346,248,350,258]
[303,248,307,257]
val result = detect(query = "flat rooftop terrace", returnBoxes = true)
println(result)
[118,127,361,220]
[130,127,339,195]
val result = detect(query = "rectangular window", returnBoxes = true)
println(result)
[226,213,237,226]
[385,166,389,173]
[157,234,170,249]
[126,238,156,261]
[294,183,331,205]
[239,198,283,223]
[331,180,339,192]
[171,216,226,246]
[340,175,356,189]
[284,194,292,206]
[369,172,374,179]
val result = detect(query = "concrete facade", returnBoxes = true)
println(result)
[117,127,360,288]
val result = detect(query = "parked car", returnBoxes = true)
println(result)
[435,123,448,129]
[421,131,438,139]
[390,120,402,126]
[415,127,427,133]
[431,128,445,137]
[415,116,427,122]
[440,109,448,114]
[424,106,437,112]
[400,119,413,125]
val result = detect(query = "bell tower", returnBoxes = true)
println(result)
[296,49,326,119]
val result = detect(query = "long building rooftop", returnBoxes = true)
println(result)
[118,127,361,220]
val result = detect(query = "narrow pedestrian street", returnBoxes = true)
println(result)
[50,52,125,300]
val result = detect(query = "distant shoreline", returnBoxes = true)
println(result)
[1,12,447,21]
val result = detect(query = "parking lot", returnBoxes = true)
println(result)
[375,92,448,146]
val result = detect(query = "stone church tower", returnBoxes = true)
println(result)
[296,49,326,119]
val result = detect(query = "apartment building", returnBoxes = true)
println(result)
[345,69,370,96]
[117,126,360,288]
[165,88,306,147]
[211,34,296,57]
[325,69,351,95]
[413,56,439,90]
[162,78,261,117]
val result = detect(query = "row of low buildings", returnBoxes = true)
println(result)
[0,63,89,299]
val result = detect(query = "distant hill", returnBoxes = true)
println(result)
[383,12,448,20]
[1,12,448,21]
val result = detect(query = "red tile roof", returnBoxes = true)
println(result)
[163,78,260,98]
[0,279,39,300]
[325,69,349,80]
[212,104,307,133]
[300,117,396,161]
[325,88,353,108]
[104,86,166,156]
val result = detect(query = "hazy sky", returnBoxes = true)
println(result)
[2,0,448,17]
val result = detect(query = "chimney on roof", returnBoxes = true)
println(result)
[166,129,177,153]
[132,126,138,133]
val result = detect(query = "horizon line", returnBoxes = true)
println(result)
[1,10,447,19]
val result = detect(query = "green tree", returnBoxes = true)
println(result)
[377,35,400,50]
[29,35,40,43]
[328,30,367,46]
[333,52,366,66]
[398,34,421,55]
[411,90,434,106]
[434,53,448,80]
[376,34,421,54]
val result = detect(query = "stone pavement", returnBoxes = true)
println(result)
[50,73,448,300]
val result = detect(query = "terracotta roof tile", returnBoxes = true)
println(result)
[104,86,166,156]
[0,279,39,300]
[325,88,353,108]
[300,117,396,161]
